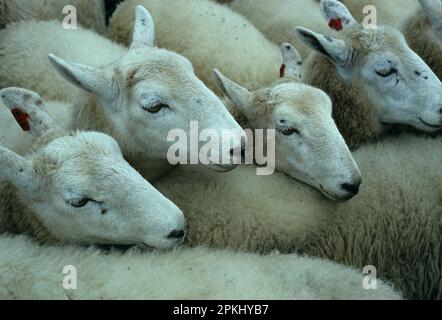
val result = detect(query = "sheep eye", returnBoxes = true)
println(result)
[280,127,300,136]
[68,198,91,208]
[142,103,169,114]
[376,68,397,77]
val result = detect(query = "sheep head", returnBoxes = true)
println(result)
[48,6,245,172]
[213,49,362,201]
[296,0,442,132]
[0,87,185,248]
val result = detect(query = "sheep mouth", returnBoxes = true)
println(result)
[419,118,441,129]
[320,185,353,202]
[210,163,238,172]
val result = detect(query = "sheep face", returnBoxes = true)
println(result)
[296,0,442,132]
[31,132,186,248]
[48,6,245,172]
[214,71,362,201]
[0,88,186,248]
[356,27,442,132]
[118,49,246,171]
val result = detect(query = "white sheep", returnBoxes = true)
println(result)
[0,0,106,34]
[404,0,442,79]
[294,0,442,149]
[0,235,401,299]
[153,133,442,299]
[0,87,185,248]
[0,7,245,180]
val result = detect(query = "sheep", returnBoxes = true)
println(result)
[0,235,402,299]
[107,0,283,97]
[404,0,442,80]
[0,87,186,248]
[228,0,330,59]
[339,0,421,30]
[0,0,106,34]
[153,133,442,299]
[212,48,362,201]
[295,0,442,149]
[0,7,245,181]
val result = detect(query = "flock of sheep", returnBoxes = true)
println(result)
[0,0,441,300]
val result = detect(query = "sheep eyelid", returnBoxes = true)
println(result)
[375,68,397,78]
[66,197,95,208]
[277,126,301,136]
[141,103,170,114]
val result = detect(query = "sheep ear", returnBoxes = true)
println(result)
[0,88,62,138]
[130,5,155,49]
[213,69,254,119]
[295,27,351,68]
[320,0,358,31]
[280,43,303,79]
[48,53,119,103]
[419,0,442,38]
[0,145,39,196]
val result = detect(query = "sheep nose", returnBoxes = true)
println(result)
[341,182,361,196]
[168,229,186,240]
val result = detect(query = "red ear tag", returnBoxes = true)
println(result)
[11,108,30,131]
[328,18,343,31]
[280,64,286,78]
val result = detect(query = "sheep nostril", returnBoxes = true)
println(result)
[341,183,360,196]
[168,229,186,240]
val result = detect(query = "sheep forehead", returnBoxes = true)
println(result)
[43,132,122,165]
[120,48,195,86]
[268,83,332,118]
[345,26,405,57]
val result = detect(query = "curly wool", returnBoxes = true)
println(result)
[0,235,401,299]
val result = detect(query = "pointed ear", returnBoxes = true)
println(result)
[0,87,62,138]
[130,5,155,50]
[48,53,119,103]
[280,43,303,79]
[213,69,254,119]
[0,145,39,196]
[295,27,350,68]
[320,0,358,31]
[419,0,442,37]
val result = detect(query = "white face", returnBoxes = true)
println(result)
[259,83,361,201]
[29,132,186,248]
[296,0,442,132]
[359,33,442,131]
[48,6,245,172]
